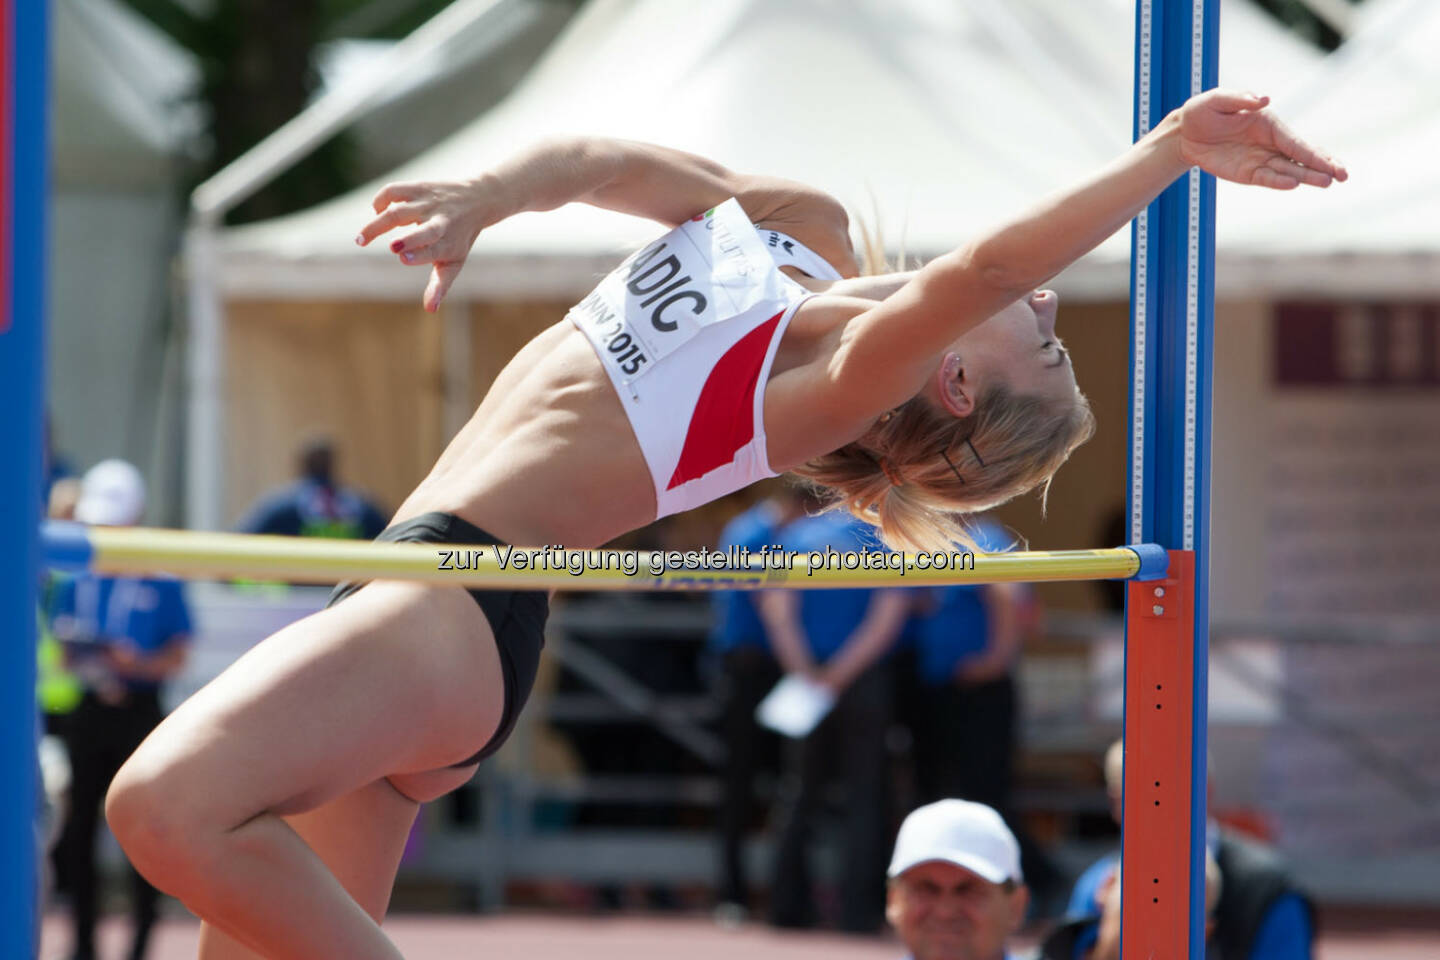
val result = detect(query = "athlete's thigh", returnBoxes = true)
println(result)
[124,580,505,825]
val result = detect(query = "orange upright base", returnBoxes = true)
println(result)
[1121,550,1197,959]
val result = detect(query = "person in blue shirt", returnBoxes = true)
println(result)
[709,488,811,919]
[237,436,388,541]
[761,510,912,932]
[48,460,192,960]
[1046,850,1223,960]
[905,517,1061,903]
[908,518,1024,806]
[1046,739,1315,960]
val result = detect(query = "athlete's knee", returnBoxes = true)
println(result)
[107,750,225,892]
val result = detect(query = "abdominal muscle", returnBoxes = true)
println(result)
[393,269,894,549]
[391,319,653,548]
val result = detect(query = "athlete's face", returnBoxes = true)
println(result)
[930,290,1077,418]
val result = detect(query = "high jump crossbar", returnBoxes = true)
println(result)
[40,522,1170,591]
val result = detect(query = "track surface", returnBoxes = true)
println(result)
[40,911,1440,959]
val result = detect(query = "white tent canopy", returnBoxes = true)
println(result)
[52,0,201,187]
[182,0,1332,529]
[215,0,1323,303]
[1212,0,1440,295]
[51,0,201,512]
[311,0,575,179]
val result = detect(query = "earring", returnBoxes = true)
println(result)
[878,409,897,424]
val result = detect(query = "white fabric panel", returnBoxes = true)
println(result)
[216,0,1335,301]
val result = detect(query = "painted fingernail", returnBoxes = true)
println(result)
[391,240,405,253]
[355,234,366,246]
[403,252,415,263]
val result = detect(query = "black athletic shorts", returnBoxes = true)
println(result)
[327,511,549,767]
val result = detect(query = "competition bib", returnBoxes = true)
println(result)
[568,198,788,385]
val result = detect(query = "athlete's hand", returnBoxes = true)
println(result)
[355,176,502,312]
[1174,89,1347,190]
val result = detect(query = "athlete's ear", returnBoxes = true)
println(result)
[937,352,975,418]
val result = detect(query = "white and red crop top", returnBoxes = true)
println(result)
[568,198,843,519]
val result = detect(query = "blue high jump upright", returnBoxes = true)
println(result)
[1122,0,1217,957]
[1,0,49,955]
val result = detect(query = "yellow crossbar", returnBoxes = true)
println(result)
[77,526,1142,591]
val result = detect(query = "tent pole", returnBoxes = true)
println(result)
[184,219,225,531]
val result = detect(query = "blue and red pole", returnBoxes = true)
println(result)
[1124,0,1217,956]
[1,0,49,954]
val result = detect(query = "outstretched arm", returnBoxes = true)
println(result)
[356,137,855,311]
[819,90,1346,419]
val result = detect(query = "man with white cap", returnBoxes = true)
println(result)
[48,460,191,960]
[887,799,1030,960]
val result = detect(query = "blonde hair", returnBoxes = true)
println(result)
[853,207,915,277]
[790,384,1094,553]
[789,213,1095,553]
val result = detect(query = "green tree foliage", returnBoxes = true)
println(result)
[120,0,453,223]
[1252,0,1352,51]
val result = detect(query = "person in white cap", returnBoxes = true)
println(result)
[887,799,1030,960]
[73,458,147,528]
[49,460,192,960]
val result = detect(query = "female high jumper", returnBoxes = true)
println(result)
[106,89,1343,959]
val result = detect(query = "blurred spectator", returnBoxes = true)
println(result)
[1042,851,1223,960]
[1059,739,1315,960]
[905,517,1059,903]
[44,416,76,506]
[38,475,84,939]
[41,477,85,725]
[762,510,910,932]
[1094,506,1127,613]
[48,460,192,960]
[236,435,387,540]
[710,488,811,921]
[908,519,1023,807]
[49,475,81,523]
[886,799,1030,960]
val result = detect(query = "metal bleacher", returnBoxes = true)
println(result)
[175,585,1440,909]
